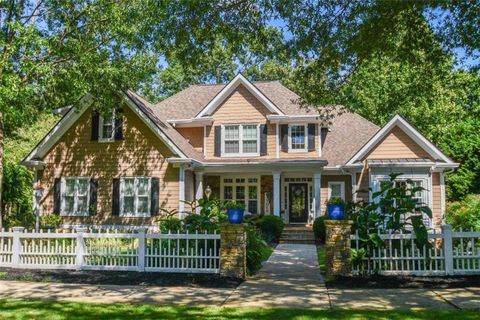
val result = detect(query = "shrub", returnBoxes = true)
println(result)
[255,215,284,242]
[327,197,345,205]
[245,225,272,274]
[313,215,327,242]
[183,213,218,233]
[40,214,61,229]
[159,217,182,233]
[446,194,480,231]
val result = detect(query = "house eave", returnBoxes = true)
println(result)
[167,117,213,127]
[267,114,327,124]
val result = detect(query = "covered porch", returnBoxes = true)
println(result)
[188,160,353,224]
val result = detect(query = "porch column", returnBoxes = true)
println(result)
[313,172,321,219]
[178,166,185,218]
[195,171,204,214]
[351,172,357,203]
[273,172,281,216]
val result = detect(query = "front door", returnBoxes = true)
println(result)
[288,183,308,223]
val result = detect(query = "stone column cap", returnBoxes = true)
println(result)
[324,220,353,226]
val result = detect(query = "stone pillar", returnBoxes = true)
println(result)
[325,220,353,279]
[220,224,247,279]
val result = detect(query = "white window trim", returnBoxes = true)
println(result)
[288,124,308,153]
[220,175,261,214]
[98,110,116,142]
[60,177,90,217]
[371,172,432,227]
[119,177,151,218]
[221,124,260,157]
[328,181,345,200]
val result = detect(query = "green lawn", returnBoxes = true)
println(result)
[317,246,326,272]
[0,299,477,320]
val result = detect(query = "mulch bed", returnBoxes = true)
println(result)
[0,268,242,288]
[327,274,480,289]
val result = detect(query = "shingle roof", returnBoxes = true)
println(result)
[130,80,380,166]
[125,90,205,161]
[154,81,322,119]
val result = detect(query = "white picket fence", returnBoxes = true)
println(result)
[351,225,480,276]
[0,227,220,273]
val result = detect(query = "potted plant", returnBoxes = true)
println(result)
[327,197,345,220]
[225,201,245,224]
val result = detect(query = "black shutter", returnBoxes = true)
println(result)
[260,124,267,156]
[150,177,160,216]
[53,178,61,215]
[281,124,289,152]
[91,112,99,141]
[89,178,98,216]
[214,126,221,156]
[308,124,316,151]
[112,178,120,216]
[321,127,328,149]
[114,108,124,140]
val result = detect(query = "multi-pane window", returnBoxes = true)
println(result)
[377,179,430,227]
[223,124,258,155]
[99,110,115,141]
[222,177,259,214]
[328,181,345,200]
[62,177,90,216]
[289,125,307,151]
[120,177,151,217]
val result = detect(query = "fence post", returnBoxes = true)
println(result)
[442,224,454,275]
[11,227,25,268]
[220,224,246,279]
[75,227,88,270]
[137,228,147,272]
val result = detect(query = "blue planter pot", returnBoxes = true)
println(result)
[227,208,245,224]
[327,204,345,220]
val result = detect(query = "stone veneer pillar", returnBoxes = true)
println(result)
[325,220,353,279]
[220,224,247,279]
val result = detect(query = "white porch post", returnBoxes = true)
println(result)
[273,172,281,217]
[351,172,357,203]
[313,172,321,219]
[195,171,204,213]
[179,166,185,218]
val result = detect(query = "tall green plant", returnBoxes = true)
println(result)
[349,173,432,273]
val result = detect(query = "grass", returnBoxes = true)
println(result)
[0,299,478,320]
[317,246,326,272]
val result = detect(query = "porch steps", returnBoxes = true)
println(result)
[279,225,316,244]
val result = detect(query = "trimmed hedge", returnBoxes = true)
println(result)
[313,215,327,242]
[255,215,284,242]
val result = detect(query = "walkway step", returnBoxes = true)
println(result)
[280,225,315,244]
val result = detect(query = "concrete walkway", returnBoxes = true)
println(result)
[0,244,479,310]
[223,243,330,308]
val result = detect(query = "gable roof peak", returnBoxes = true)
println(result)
[195,73,285,118]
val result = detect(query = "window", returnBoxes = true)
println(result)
[222,124,259,155]
[222,177,259,214]
[120,177,151,217]
[376,178,430,227]
[61,177,90,216]
[99,110,115,142]
[289,124,307,152]
[328,181,345,200]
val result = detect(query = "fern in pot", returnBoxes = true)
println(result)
[225,201,245,224]
[327,197,346,220]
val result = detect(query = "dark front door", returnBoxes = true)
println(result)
[288,183,308,223]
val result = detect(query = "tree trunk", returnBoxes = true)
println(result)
[0,112,3,230]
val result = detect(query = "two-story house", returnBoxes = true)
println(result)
[22,74,458,230]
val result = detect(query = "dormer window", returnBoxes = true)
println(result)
[222,124,259,156]
[99,110,115,142]
[289,124,307,152]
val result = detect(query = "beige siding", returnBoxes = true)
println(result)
[321,175,352,214]
[432,172,442,227]
[39,105,180,226]
[176,127,204,153]
[364,126,432,160]
[356,169,370,202]
[204,85,321,160]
